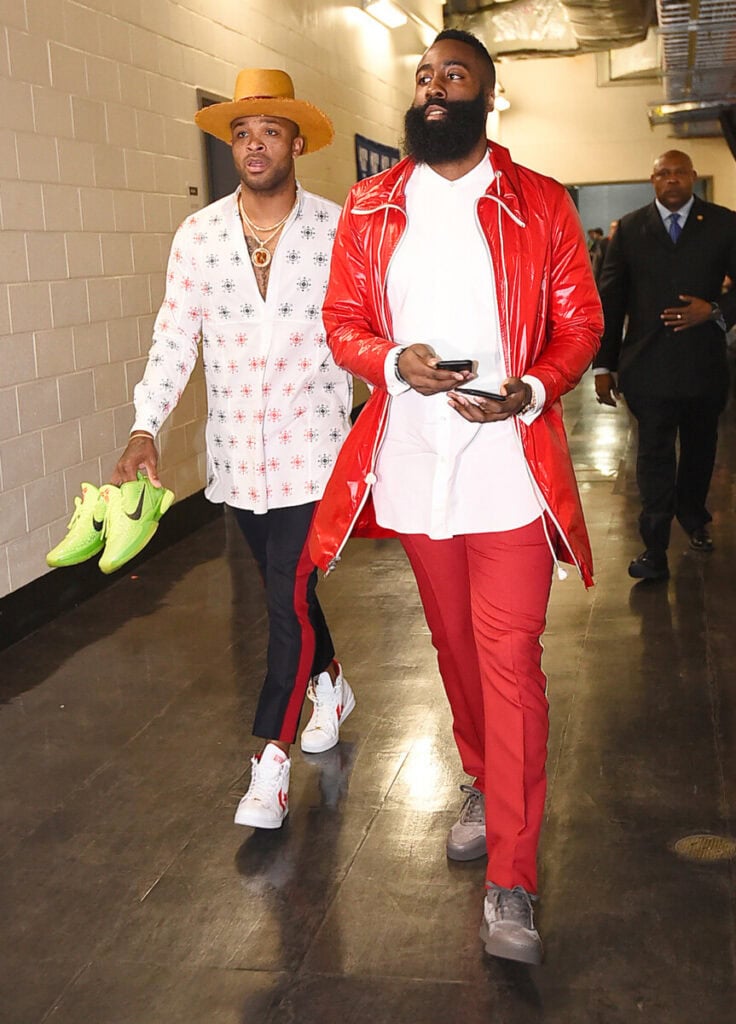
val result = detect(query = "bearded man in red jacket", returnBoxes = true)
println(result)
[310,29,602,964]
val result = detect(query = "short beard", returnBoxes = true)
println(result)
[403,91,488,165]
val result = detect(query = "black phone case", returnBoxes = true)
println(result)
[436,360,473,372]
[456,387,507,401]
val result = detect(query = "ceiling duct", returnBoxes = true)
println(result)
[444,0,654,57]
[444,0,736,142]
[647,0,736,136]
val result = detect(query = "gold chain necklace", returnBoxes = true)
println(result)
[238,192,297,269]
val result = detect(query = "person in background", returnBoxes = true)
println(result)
[594,220,618,286]
[587,226,605,280]
[594,150,736,580]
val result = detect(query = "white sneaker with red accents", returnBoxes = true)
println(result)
[234,743,290,829]
[300,662,355,754]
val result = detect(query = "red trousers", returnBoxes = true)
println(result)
[401,517,553,893]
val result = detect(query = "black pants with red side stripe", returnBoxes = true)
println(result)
[231,502,335,744]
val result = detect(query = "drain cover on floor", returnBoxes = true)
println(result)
[673,834,736,862]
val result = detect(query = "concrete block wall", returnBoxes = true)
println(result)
[0,0,443,597]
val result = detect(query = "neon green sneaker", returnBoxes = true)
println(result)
[46,483,107,568]
[98,472,175,575]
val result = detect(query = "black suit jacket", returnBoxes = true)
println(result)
[594,196,736,398]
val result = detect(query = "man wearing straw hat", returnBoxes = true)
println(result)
[114,69,354,830]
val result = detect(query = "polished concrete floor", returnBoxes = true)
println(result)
[2,373,736,1023]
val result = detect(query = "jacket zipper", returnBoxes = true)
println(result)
[327,202,407,573]
[326,394,392,574]
[476,172,581,582]
[352,202,406,340]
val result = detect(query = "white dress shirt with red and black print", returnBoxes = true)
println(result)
[132,185,352,513]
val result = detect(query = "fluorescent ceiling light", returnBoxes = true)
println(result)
[363,0,408,29]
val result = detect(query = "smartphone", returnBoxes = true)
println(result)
[436,359,473,372]
[456,387,507,402]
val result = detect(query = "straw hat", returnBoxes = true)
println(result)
[195,68,334,154]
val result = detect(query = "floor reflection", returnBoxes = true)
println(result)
[2,379,736,1021]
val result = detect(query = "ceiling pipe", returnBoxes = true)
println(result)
[444,0,654,57]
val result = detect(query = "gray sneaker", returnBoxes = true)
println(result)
[479,884,543,965]
[446,784,486,861]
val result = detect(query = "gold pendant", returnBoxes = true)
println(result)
[251,246,271,269]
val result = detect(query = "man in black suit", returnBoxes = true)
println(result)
[594,150,736,580]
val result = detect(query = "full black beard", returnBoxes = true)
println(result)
[403,91,488,165]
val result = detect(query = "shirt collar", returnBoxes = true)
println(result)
[415,152,494,195]
[655,194,695,224]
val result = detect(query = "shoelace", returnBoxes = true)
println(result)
[458,784,484,825]
[306,677,338,730]
[99,489,124,540]
[65,496,85,529]
[246,756,284,803]
[491,885,536,927]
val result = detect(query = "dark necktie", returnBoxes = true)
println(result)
[667,213,682,243]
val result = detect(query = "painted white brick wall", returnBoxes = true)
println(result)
[0,0,442,596]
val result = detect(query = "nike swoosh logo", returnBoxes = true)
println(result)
[125,489,146,521]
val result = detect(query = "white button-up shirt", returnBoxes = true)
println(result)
[133,185,352,513]
[654,193,694,229]
[372,157,543,538]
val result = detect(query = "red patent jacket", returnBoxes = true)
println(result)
[309,144,603,586]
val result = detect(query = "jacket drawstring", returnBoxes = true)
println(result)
[481,170,527,228]
[490,168,575,581]
[509,419,572,582]
[542,511,569,581]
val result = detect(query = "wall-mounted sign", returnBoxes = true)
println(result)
[354,133,401,181]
